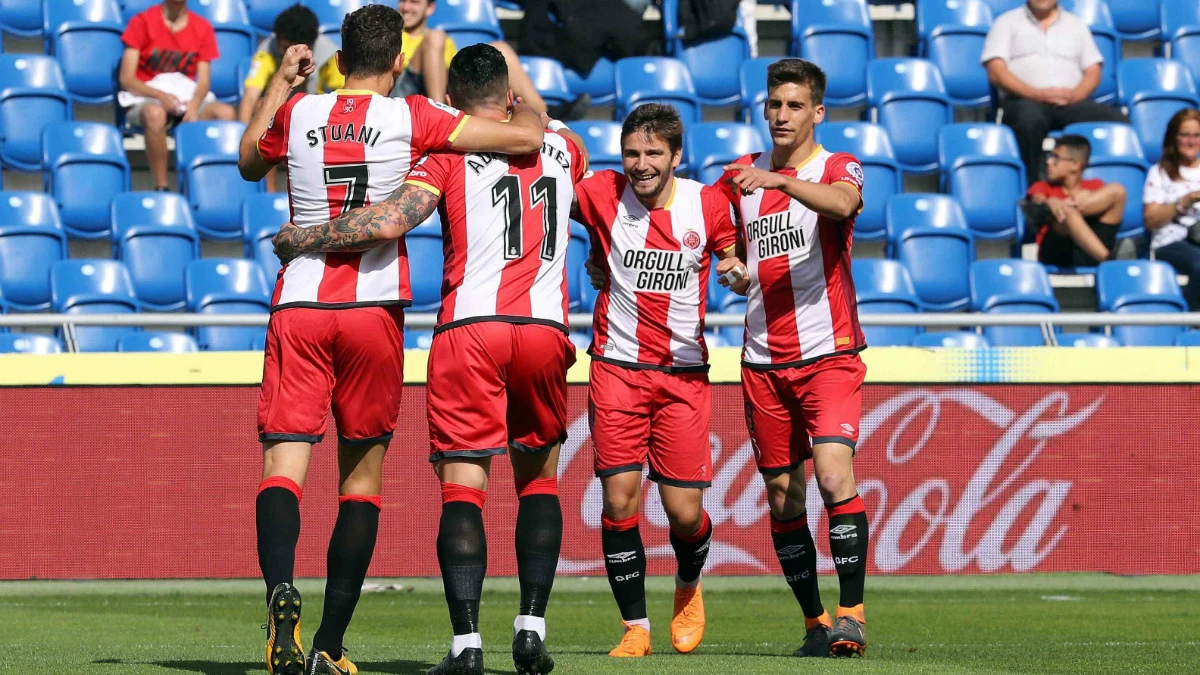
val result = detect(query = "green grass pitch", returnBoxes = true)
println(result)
[4,575,1198,674]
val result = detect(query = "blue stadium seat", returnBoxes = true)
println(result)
[564,58,616,107]
[50,260,140,352]
[429,0,503,47]
[1096,260,1186,345]
[190,0,256,104]
[886,194,974,311]
[867,59,953,173]
[614,57,703,126]
[118,331,200,353]
[568,330,593,350]
[407,218,444,312]
[247,0,292,32]
[0,334,64,354]
[118,0,158,22]
[1062,0,1120,103]
[0,0,41,37]
[937,123,1025,240]
[0,192,67,311]
[706,264,732,313]
[251,332,267,351]
[1117,58,1199,164]
[520,57,573,108]
[1063,122,1148,240]
[572,121,623,174]
[912,331,990,348]
[44,0,125,105]
[566,221,590,312]
[685,123,765,184]
[176,121,265,240]
[578,258,600,314]
[1090,0,1160,41]
[42,122,132,239]
[917,0,994,108]
[113,193,200,311]
[852,258,922,347]
[0,55,73,171]
[664,0,750,106]
[739,57,773,141]
[791,0,873,107]
[243,193,290,282]
[1175,330,1200,346]
[980,0,1023,15]
[405,330,434,349]
[186,259,271,350]
[307,0,374,33]
[816,122,903,241]
[716,297,746,347]
[1064,333,1122,347]
[970,259,1059,346]
[1163,0,1200,88]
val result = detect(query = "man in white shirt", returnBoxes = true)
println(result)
[981,0,1126,185]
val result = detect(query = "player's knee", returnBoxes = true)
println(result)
[601,486,639,520]
[815,469,854,503]
[206,102,235,121]
[665,506,704,536]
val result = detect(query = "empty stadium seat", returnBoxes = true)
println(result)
[716,297,745,347]
[0,192,67,312]
[707,264,733,313]
[185,259,271,350]
[190,0,256,104]
[970,259,1059,346]
[0,0,41,37]
[1093,0,1160,41]
[44,0,125,105]
[816,122,903,241]
[118,331,200,353]
[50,260,140,352]
[1096,260,1186,345]
[572,121,623,174]
[251,332,267,351]
[1163,0,1200,88]
[246,0,292,32]
[1062,0,1120,103]
[1062,122,1148,240]
[1175,330,1200,346]
[564,58,616,107]
[980,0,1023,15]
[520,57,573,109]
[407,219,444,312]
[1117,58,1199,164]
[852,258,922,346]
[578,258,600,314]
[567,221,590,312]
[308,0,374,33]
[739,57,773,141]
[430,0,504,47]
[917,0,994,108]
[615,58,703,126]
[867,59,953,173]
[42,122,132,239]
[912,331,990,348]
[685,123,764,184]
[1064,333,1122,347]
[886,194,974,311]
[664,0,750,106]
[405,330,434,349]
[176,121,265,240]
[791,0,873,107]
[0,334,64,354]
[0,55,73,171]
[112,193,200,311]
[937,123,1025,240]
[243,193,290,282]
[118,0,158,22]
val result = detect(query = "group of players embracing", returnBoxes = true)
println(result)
[237,5,872,675]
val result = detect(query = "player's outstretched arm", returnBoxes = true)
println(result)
[449,102,543,155]
[238,44,314,181]
[272,184,440,265]
[723,164,861,220]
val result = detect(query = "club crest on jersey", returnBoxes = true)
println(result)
[682,230,701,250]
[342,97,356,114]
[746,212,805,260]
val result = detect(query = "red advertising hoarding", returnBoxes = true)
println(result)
[1,385,1196,579]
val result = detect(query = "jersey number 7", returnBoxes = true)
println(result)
[324,164,369,215]
[491,175,559,262]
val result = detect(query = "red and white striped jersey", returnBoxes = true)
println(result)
[574,171,738,372]
[717,146,867,369]
[403,131,588,332]
[257,90,468,310]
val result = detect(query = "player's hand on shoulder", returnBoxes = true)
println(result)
[278,44,315,89]
[716,256,750,296]
[272,222,302,265]
[584,258,607,290]
[723,164,782,196]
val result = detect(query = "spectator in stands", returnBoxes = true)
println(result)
[981,0,1126,185]
[392,0,587,119]
[118,0,235,192]
[1025,134,1124,267]
[1144,108,1200,309]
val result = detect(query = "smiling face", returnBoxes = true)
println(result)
[764,82,824,151]
[397,0,434,31]
[1176,119,1200,165]
[621,130,681,205]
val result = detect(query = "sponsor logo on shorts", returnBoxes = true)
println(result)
[682,230,701,250]
[841,423,856,435]
[776,544,806,560]
[607,551,638,564]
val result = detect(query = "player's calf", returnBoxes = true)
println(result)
[512,474,561,674]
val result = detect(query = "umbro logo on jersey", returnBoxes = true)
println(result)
[342,98,357,114]
[622,214,643,227]
[607,551,638,563]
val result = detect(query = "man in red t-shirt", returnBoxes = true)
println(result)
[118,0,236,191]
[1025,134,1126,267]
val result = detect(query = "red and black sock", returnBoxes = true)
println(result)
[669,511,712,584]
[438,484,488,636]
[515,477,561,618]
[770,512,825,620]
[826,495,869,610]
[256,477,302,606]
[312,495,381,660]
[601,514,647,621]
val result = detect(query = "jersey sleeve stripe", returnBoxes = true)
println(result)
[446,115,471,144]
[403,179,442,196]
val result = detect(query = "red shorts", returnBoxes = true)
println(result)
[589,359,712,488]
[258,306,405,445]
[741,353,866,474]
[427,321,575,462]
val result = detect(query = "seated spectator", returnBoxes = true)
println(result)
[1144,108,1200,309]
[981,0,1126,185]
[118,0,235,192]
[392,0,588,119]
[1025,134,1124,267]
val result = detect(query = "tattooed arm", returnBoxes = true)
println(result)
[272,184,440,265]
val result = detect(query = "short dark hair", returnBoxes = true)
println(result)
[1056,134,1091,167]
[447,43,510,109]
[340,4,405,78]
[621,104,684,155]
[766,58,827,106]
[273,4,319,47]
